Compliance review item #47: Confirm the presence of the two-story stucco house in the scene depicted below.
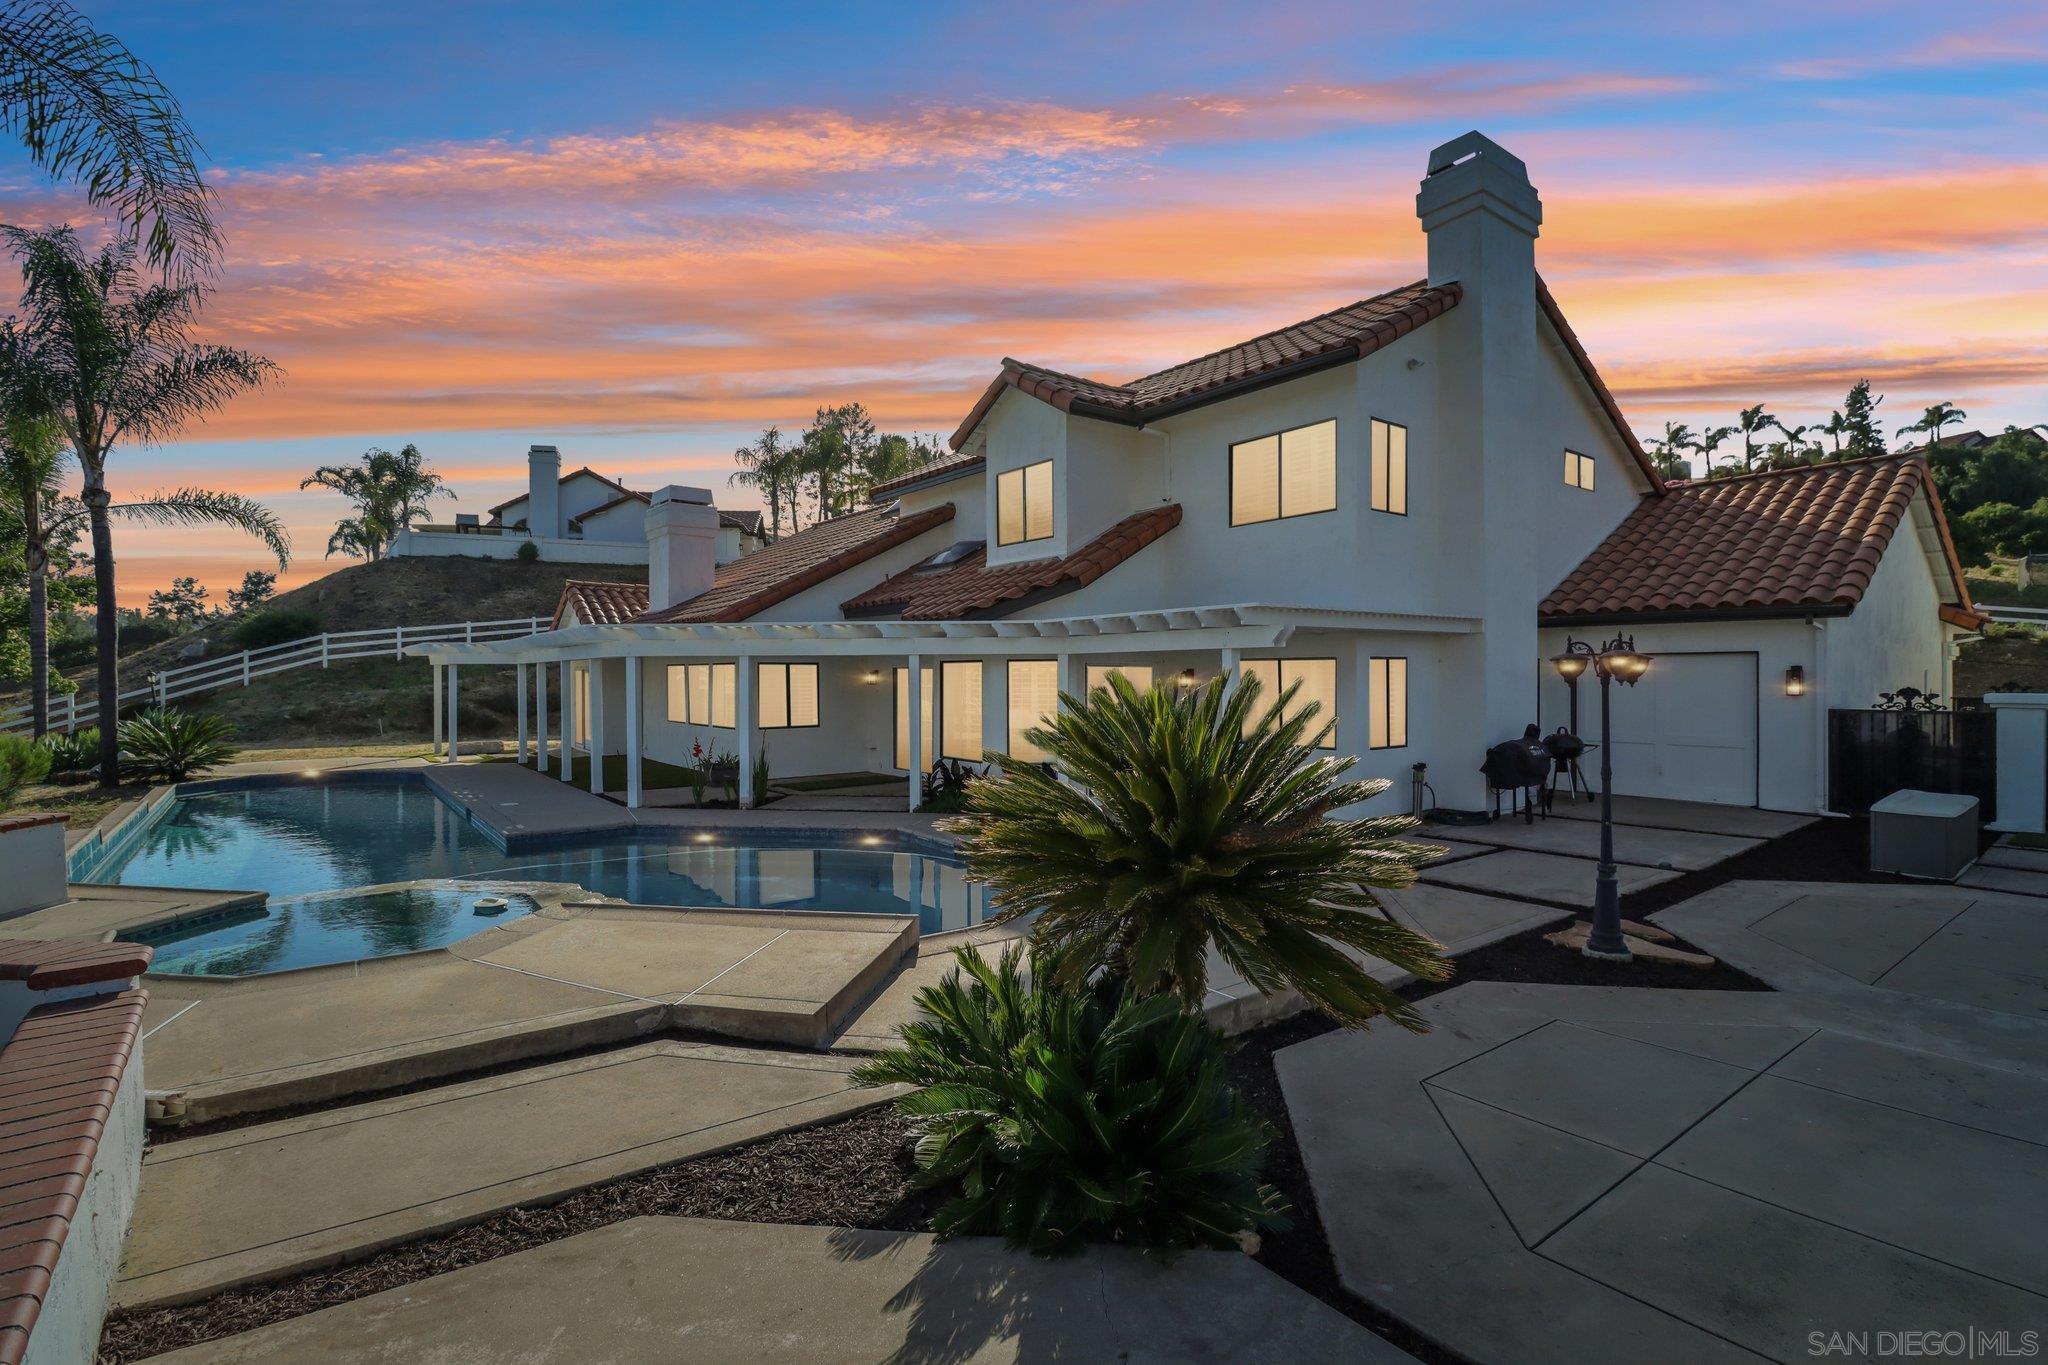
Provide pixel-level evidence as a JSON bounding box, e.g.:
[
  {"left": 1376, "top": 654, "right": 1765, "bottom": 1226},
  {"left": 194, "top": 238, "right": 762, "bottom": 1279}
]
[
  {"left": 419, "top": 133, "right": 1980, "bottom": 816},
  {"left": 388, "top": 444, "right": 768, "bottom": 565}
]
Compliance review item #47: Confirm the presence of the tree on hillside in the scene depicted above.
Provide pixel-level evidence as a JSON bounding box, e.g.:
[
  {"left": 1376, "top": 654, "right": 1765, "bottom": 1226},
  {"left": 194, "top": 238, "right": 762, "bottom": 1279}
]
[
  {"left": 1841, "top": 380, "right": 1886, "bottom": 457},
  {"left": 1693, "top": 424, "right": 1737, "bottom": 477},
  {"left": 302, "top": 443, "right": 451, "bottom": 561},
  {"left": 226, "top": 569, "right": 274, "bottom": 613},
  {"left": 1731, "top": 404, "right": 1777, "bottom": 474},
  {"left": 1928, "top": 427, "right": 2048, "bottom": 565},
  {"left": 1819, "top": 409, "right": 1851, "bottom": 455},
  {"left": 728, "top": 426, "right": 798, "bottom": 539},
  {"left": 0, "top": 411, "right": 77, "bottom": 732},
  {"left": 0, "top": 225, "right": 279, "bottom": 783},
  {"left": 0, "top": 0, "right": 218, "bottom": 277},
  {"left": 1897, "top": 401, "right": 1967, "bottom": 455},
  {"left": 1647, "top": 422, "right": 1696, "bottom": 480},
  {"left": 145, "top": 575, "right": 207, "bottom": 623}
]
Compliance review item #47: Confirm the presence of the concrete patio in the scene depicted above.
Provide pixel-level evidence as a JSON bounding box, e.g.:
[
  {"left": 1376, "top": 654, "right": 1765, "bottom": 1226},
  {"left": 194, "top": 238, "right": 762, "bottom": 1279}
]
[{"left": 150, "top": 1216, "right": 1411, "bottom": 1362}]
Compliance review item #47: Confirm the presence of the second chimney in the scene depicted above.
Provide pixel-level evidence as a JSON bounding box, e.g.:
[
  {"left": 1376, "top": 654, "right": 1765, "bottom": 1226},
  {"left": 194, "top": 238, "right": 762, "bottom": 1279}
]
[
  {"left": 527, "top": 445, "right": 562, "bottom": 537},
  {"left": 646, "top": 486, "right": 720, "bottom": 612}
]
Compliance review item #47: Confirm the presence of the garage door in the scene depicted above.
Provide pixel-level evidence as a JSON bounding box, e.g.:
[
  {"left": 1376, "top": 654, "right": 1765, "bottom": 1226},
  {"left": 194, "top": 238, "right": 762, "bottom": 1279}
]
[{"left": 1542, "top": 652, "right": 1758, "bottom": 806}]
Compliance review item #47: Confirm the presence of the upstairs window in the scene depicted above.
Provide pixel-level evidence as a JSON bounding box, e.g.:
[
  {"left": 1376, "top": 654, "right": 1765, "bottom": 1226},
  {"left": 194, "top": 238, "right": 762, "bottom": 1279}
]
[
  {"left": 1231, "top": 419, "right": 1337, "bottom": 525},
  {"left": 996, "top": 460, "right": 1054, "bottom": 546},
  {"left": 1370, "top": 418, "right": 1408, "bottom": 515},
  {"left": 1564, "top": 449, "right": 1596, "bottom": 492}
]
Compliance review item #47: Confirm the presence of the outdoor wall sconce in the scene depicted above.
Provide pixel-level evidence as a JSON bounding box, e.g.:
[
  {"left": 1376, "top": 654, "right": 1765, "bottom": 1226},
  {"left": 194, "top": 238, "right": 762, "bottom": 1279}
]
[
  {"left": 1176, "top": 668, "right": 1198, "bottom": 689},
  {"left": 861, "top": 670, "right": 884, "bottom": 685},
  {"left": 1785, "top": 665, "right": 1805, "bottom": 697}
]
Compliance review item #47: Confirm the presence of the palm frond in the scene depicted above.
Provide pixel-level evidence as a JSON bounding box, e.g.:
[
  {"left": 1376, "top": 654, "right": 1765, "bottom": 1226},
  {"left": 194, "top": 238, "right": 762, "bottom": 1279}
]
[
  {"left": 106, "top": 486, "right": 290, "bottom": 567},
  {"left": 0, "top": 0, "right": 220, "bottom": 277}
]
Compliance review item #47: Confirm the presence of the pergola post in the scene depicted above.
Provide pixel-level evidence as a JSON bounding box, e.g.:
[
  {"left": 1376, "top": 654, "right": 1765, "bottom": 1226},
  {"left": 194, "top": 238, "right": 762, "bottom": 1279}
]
[
  {"left": 431, "top": 663, "right": 444, "bottom": 757},
  {"left": 1056, "top": 654, "right": 1081, "bottom": 709},
  {"left": 1219, "top": 646, "right": 1243, "bottom": 705},
  {"left": 737, "top": 654, "right": 758, "bottom": 809},
  {"left": 515, "top": 661, "right": 529, "bottom": 763},
  {"left": 625, "top": 656, "right": 643, "bottom": 809},
  {"left": 445, "top": 662, "right": 460, "bottom": 763},
  {"left": 535, "top": 661, "right": 550, "bottom": 774},
  {"left": 559, "top": 660, "right": 571, "bottom": 779},
  {"left": 906, "top": 652, "right": 924, "bottom": 812},
  {"left": 588, "top": 659, "right": 606, "bottom": 797}
]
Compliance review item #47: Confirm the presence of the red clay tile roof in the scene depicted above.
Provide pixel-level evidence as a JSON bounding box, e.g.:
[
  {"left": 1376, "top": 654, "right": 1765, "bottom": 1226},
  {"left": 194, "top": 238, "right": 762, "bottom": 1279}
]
[
  {"left": 0, "top": 938, "right": 152, "bottom": 991},
  {"left": 948, "top": 282, "right": 1459, "bottom": 451},
  {"left": 842, "top": 504, "right": 1182, "bottom": 620},
  {"left": 0, "top": 987, "right": 146, "bottom": 1365},
  {"left": 552, "top": 579, "right": 652, "bottom": 629},
  {"left": 640, "top": 503, "right": 956, "bottom": 623},
  {"left": 1541, "top": 455, "right": 1980, "bottom": 626},
  {"left": 869, "top": 453, "right": 985, "bottom": 501}
]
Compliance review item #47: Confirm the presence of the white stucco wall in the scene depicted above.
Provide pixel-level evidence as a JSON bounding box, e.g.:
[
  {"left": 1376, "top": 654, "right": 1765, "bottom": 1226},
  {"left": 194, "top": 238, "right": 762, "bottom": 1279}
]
[
  {"left": 573, "top": 497, "right": 647, "bottom": 544},
  {"left": 390, "top": 530, "right": 648, "bottom": 564},
  {"left": 632, "top": 657, "right": 895, "bottom": 780},
  {"left": 1822, "top": 494, "right": 1956, "bottom": 710}
]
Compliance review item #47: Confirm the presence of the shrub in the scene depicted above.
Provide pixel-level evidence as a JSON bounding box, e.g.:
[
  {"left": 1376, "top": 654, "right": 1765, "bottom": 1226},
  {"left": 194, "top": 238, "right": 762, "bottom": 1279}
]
[
  {"left": 117, "top": 708, "right": 240, "bottom": 782},
  {"left": 949, "top": 673, "right": 1450, "bottom": 1028},
  {"left": 515, "top": 540, "right": 541, "bottom": 563},
  {"left": 852, "top": 944, "right": 1287, "bottom": 1257},
  {"left": 0, "top": 735, "right": 53, "bottom": 807},
  {"left": 36, "top": 727, "right": 100, "bottom": 775},
  {"left": 231, "top": 608, "right": 323, "bottom": 651}
]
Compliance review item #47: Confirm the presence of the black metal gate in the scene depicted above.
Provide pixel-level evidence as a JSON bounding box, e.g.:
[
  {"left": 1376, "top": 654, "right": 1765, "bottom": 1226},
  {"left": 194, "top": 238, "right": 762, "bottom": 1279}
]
[{"left": 1827, "top": 708, "right": 1996, "bottom": 818}]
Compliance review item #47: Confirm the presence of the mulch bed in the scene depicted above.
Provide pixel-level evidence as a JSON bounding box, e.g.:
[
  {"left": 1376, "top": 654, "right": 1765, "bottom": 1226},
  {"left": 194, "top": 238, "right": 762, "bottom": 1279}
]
[
  {"left": 104, "top": 814, "right": 1858, "bottom": 1361},
  {"left": 100, "top": 1108, "right": 939, "bottom": 1363}
]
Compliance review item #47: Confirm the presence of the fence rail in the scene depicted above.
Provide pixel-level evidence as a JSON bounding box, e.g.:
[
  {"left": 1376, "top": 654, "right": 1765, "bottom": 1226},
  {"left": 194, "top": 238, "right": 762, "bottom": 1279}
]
[
  {"left": 2, "top": 616, "right": 547, "bottom": 736},
  {"left": 1981, "top": 604, "right": 2048, "bottom": 624}
]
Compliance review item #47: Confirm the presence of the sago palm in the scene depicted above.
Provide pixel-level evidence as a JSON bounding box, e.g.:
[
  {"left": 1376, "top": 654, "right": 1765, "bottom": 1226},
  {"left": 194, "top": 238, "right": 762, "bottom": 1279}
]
[{"left": 949, "top": 673, "right": 1450, "bottom": 1030}]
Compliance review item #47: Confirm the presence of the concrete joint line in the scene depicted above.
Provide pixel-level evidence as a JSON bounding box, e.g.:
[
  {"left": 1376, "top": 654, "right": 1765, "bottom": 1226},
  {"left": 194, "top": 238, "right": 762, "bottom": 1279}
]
[
  {"left": 469, "top": 956, "right": 664, "bottom": 1004},
  {"left": 143, "top": 999, "right": 202, "bottom": 1040},
  {"left": 675, "top": 931, "right": 790, "bottom": 1004}
]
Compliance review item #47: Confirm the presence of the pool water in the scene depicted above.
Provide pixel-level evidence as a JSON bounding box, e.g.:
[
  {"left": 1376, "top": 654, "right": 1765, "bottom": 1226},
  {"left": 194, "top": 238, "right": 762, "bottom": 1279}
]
[
  {"left": 89, "top": 779, "right": 990, "bottom": 967},
  {"left": 136, "top": 888, "right": 542, "bottom": 977}
]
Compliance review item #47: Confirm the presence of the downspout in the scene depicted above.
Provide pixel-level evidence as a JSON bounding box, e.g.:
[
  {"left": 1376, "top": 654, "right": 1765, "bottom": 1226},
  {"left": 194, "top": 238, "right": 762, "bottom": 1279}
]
[
  {"left": 1135, "top": 425, "right": 1172, "bottom": 504},
  {"left": 1811, "top": 617, "right": 1848, "bottom": 818}
]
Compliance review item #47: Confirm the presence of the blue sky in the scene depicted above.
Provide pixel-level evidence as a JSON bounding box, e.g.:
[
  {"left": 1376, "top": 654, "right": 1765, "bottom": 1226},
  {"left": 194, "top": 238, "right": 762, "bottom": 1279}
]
[{"left": 6, "top": 1, "right": 2044, "bottom": 598}]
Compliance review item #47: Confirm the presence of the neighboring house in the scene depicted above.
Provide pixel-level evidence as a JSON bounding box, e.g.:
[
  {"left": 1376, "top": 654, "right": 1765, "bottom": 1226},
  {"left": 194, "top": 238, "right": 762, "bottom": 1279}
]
[
  {"left": 388, "top": 444, "right": 768, "bottom": 564},
  {"left": 421, "top": 133, "right": 1980, "bottom": 815}
]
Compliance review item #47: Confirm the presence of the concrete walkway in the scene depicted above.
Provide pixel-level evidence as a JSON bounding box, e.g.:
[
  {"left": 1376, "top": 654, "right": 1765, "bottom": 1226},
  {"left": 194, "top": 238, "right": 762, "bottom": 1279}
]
[
  {"left": 1278, "top": 979, "right": 2048, "bottom": 1363},
  {"left": 150, "top": 1216, "right": 1410, "bottom": 1363},
  {"left": 119, "top": 1044, "right": 895, "bottom": 1310}
]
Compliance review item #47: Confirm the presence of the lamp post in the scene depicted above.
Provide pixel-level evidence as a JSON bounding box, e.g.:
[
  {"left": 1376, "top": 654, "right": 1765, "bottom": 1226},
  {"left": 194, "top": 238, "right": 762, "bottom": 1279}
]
[{"left": 1551, "top": 635, "right": 1650, "bottom": 960}]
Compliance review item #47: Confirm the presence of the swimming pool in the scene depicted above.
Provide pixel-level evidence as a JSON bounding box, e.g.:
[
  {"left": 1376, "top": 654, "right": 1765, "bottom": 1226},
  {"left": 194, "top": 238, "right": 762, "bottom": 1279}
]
[
  {"left": 135, "top": 888, "right": 543, "bottom": 977},
  {"left": 86, "top": 777, "right": 992, "bottom": 969}
]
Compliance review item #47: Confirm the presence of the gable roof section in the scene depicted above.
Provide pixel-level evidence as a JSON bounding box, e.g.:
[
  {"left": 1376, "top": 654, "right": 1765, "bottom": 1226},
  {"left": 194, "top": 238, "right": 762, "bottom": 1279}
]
[
  {"left": 1541, "top": 455, "right": 1980, "bottom": 626},
  {"left": 640, "top": 503, "right": 956, "bottom": 623},
  {"left": 947, "top": 281, "right": 1461, "bottom": 451},
  {"left": 552, "top": 579, "right": 650, "bottom": 629},
  {"left": 489, "top": 466, "right": 640, "bottom": 518},
  {"left": 566, "top": 488, "right": 648, "bottom": 526},
  {"left": 842, "top": 504, "right": 1182, "bottom": 620}
]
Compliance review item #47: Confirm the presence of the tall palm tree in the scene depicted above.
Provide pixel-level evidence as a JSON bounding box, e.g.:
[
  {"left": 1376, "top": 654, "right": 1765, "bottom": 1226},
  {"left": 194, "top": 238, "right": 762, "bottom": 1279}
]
[
  {"left": 1897, "top": 401, "right": 1968, "bottom": 455},
  {"left": 0, "top": 0, "right": 218, "bottom": 277},
  {"left": 0, "top": 226, "right": 276, "bottom": 782},
  {"left": 1733, "top": 404, "right": 1776, "bottom": 473},
  {"left": 948, "top": 672, "right": 1451, "bottom": 1029},
  {"left": 1819, "top": 409, "right": 1850, "bottom": 456},
  {"left": 727, "top": 426, "right": 795, "bottom": 539},
  {"left": 0, "top": 419, "right": 285, "bottom": 734},
  {"left": 1647, "top": 421, "right": 1697, "bottom": 481},
  {"left": 1694, "top": 424, "right": 1737, "bottom": 477}
]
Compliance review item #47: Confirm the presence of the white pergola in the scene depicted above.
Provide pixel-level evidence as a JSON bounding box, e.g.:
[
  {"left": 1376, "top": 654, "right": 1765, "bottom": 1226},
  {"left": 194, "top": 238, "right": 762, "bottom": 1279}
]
[{"left": 410, "top": 604, "right": 1480, "bottom": 812}]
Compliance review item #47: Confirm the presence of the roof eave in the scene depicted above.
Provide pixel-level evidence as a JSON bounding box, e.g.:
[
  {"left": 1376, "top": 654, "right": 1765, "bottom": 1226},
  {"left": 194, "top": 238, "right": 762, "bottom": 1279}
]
[{"left": 1539, "top": 603, "right": 1854, "bottom": 628}]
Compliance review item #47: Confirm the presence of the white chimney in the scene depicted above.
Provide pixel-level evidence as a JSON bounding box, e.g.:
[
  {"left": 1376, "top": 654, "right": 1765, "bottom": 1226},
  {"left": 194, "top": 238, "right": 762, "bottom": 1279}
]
[
  {"left": 646, "top": 486, "right": 719, "bottom": 612},
  {"left": 527, "top": 445, "right": 561, "bottom": 537},
  {"left": 1417, "top": 132, "right": 1546, "bottom": 771}
]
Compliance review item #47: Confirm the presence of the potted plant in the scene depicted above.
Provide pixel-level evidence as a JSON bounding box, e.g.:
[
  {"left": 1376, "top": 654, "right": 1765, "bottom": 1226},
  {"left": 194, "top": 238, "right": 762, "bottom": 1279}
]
[{"left": 708, "top": 747, "right": 739, "bottom": 804}]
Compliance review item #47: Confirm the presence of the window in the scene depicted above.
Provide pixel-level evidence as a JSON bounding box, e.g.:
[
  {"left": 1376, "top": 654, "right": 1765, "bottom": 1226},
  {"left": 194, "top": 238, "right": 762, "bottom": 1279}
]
[
  {"left": 940, "top": 661, "right": 983, "bottom": 760},
  {"left": 996, "top": 460, "right": 1054, "bottom": 546},
  {"left": 1370, "top": 418, "right": 1408, "bottom": 515},
  {"left": 1086, "top": 664, "right": 1154, "bottom": 694},
  {"left": 758, "top": 663, "right": 819, "bottom": 729},
  {"left": 1007, "top": 660, "right": 1058, "bottom": 762},
  {"left": 1564, "top": 449, "right": 1595, "bottom": 492},
  {"left": 1239, "top": 658, "right": 1337, "bottom": 749},
  {"left": 1368, "top": 656, "right": 1408, "bottom": 750},
  {"left": 1231, "top": 419, "right": 1337, "bottom": 525},
  {"left": 665, "top": 664, "right": 716, "bottom": 725},
  {"left": 710, "top": 663, "right": 736, "bottom": 729},
  {"left": 894, "top": 667, "right": 934, "bottom": 772}
]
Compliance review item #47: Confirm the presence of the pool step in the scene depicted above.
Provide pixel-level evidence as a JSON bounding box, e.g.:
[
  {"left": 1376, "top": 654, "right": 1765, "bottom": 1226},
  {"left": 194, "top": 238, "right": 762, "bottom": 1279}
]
[{"left": 141, "top": 908, "right": 919, "bottom": 1127}]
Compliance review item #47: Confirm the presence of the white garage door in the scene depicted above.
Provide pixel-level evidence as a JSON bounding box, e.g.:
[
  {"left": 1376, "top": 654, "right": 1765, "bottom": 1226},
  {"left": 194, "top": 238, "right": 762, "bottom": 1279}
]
[{"left": 1543, "top": 652, "right": 1758, "bottom": 806}]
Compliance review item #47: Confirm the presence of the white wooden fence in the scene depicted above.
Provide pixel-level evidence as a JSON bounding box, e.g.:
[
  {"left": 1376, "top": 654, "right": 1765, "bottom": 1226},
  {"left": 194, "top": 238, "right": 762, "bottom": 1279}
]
[
  {"left": 1, "top": 616, "right": 547, "bottom": 736},
  {"left": 1981, "top": 605, "right": 2048, "bottom": 625}
]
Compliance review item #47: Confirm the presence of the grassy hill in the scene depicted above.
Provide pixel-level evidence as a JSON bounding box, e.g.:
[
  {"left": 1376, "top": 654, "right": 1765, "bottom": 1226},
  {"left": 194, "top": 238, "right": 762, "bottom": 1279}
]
[{"left": 17, "top": 556, "right": 645, "bottom": 744}]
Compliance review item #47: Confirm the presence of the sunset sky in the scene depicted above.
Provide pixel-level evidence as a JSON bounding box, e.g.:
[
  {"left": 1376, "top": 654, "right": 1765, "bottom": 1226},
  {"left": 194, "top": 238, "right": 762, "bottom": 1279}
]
[{"left": 4, "top": 1, "right": 2045, "bottom": 603}]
